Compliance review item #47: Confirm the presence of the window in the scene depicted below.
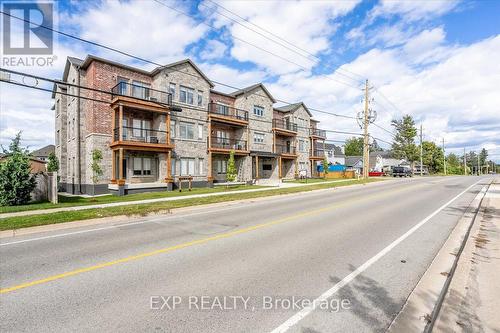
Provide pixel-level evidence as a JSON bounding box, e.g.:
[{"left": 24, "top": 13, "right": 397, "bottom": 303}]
[
  {"left": 179, "top": 122, "right": 194, "bottom": 140},
  {"left": 299, "top": 162, "right": 307, "bottom": 171},
  {"left": 216, "top": 160, "right": 227, "bottom": 174},
  {"left": 253, "top": 105, "right": 264, "bottom": 117},
  {"left": 216, "top": 103, "right": 229, "bottom": 115},
  {"left": 299, "top": 139, "right": 306, "bottom": 152},
  {"left": 169, "top": 83, "right": 176, "bottom": 100},
  {"left": 132, "top": 81, "right": 150, "bottom": 99},
  {"left": 197, "top": 91, "right": 203, "bottom": 106},
  {"left": 198, "top": 124, "right": 203, "bottom": 140},
  {"left": 117, "top": 77, "right": 129, "bottom": 95},
  {"left": 133, "top": 157, "right": 152, "bottom": 176},
  {"left": 254, "top": 132, "right": 265, "bottom": 144},
  {"left": 180, "top": 158, "right": 195, "bottom": 175},
  {"left": 171, "top": 120, "right": 176, "bottom": 138},
  {"left": 180, "top": 86, "right": 194, "bottom": 104},
  {"left": 198, "top": 158, "right": 204, "bottom": 175},
  {"left": 132, "top": 119, "right": 151, "bottom": 138},
  {"left": 263, "top": 164, "right": 272, "bottom": 171}
]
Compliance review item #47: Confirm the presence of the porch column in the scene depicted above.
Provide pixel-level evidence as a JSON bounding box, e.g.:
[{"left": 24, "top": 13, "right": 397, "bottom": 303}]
[
  {"left": 273, "top": 132, "right": 276, "bottom": 154},
  {"left": 118, "top": 148, "right": 125, "bottom": 185},
  {"left": 118, "top": 105, "right": 123, "bottom": 141},
  {"left": 111, "top": 149, "right": 117, "bottom": 183},
  {"left": 166, "top": 150, "right": 173, "bottom": 182},
  {"left": 111, "top": 108, "right": 116, "bottom": 141},
  {"left": 278, "top": 157, "right": 282, "bottom": 179},
  {"left": 295, "top": 159, "right": 298, "bottom": 178},
  {"left": 255, "top": 155, "right": 259, "bottom": 179},
  {"left": 166, "top": 112, "right": 171, "bottom": 145},
  {"left": 208, "top": 151, "right": 213, "bottom": 181}
]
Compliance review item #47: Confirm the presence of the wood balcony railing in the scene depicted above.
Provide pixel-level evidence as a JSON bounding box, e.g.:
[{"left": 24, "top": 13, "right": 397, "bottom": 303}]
[
  {"left": 310, "top": 128, "right": 327, "bottom": 138},
  {"left": 210, "top": 137, "right": 247, "bottom": 151},
  {"left": 273, "top": 119, "right": 298, "bottom": 132},
  {"left": 209, "top": 103, "right": 248, "bottom": 123}
]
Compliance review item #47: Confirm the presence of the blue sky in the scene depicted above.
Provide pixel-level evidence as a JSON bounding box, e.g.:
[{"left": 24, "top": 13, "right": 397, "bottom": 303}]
[{"left": 1, "top": 0, "right": 500, "bottom": 161}]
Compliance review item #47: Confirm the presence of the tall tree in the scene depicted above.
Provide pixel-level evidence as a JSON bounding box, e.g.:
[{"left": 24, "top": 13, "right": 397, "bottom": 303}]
[
  {"left": 421, "top": 141, "right": 444, "bottom": 173},
  {"left": 47, "top": 152, "right": 59, "bottom": 173},
  {"left": 344, "top": 137, "right": 364, "bottom": 156},
  {"left": 90, "top": 149, "right": 104, "bottom": 185},
  {"left": 0, "top": 133, "right": 37, "bottom": 206},
  {"left": 226, "top": 150, "right": 237, "bottom": 182},
  {"left": 479, "top": 148, "right": 488, "bottom": 168},
  {"left": 391, "top": 115, "right": 418, "bottom": 164}
]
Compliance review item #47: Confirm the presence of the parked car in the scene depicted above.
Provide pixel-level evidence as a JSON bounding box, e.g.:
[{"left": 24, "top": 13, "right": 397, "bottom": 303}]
[{"left": 393, "top": 166, "right": 413, "bottom": 177}]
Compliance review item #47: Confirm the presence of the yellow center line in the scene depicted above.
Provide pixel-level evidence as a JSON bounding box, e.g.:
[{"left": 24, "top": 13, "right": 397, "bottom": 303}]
[{"left": 1, "top": 182, "right": 428, "bottom": 294}]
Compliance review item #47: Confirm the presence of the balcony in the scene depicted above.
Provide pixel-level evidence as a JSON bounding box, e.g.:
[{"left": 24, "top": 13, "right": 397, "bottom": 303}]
[
  {"left": 110, "top": 82, "right": 172, "bottom": 113},
  {"left": 275, "top": 144, "right": 297, "bottom": 158},
  {"left": 208, "top": 103, "right": 249, "bottom": 126},
  {"left": 310, "top": 148, "right": 325, "bottom": 160},
  {"left": 310, "top": 128, "right": 327, "bottom": 138},
  {"left": 273, "top": 119, "right": 298, "bottom": 135},
  {"left": 209, "top": 137, "right": 248, "bottom": 154},
  {"left": 110, "top": 126, "right": 173, "bottom": 151}
]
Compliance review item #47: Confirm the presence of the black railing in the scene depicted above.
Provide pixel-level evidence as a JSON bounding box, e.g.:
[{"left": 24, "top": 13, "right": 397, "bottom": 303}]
[
  {"left": 113, "top": 127, "right": 168, "bottom": 144},
  {"left": 210, "top": 136, "right": 247, "bottom": 151},
  {"left": 310, "top": 128, "right": 326, "bottom": 138},
  {"left": 311, "top": 148, "right": 325, "bottom": 157},
  {"left": 275, "top": 144, "right": 297, "bottom": 155},
  {"left": 273, "top": 119, "right": 298, "bottom": 132},
  {"left": 111, "top": 82, "right": 172, "bottom": 106},
  {"left": 209, "top": 103, "right": 248, "bottom": 121}
]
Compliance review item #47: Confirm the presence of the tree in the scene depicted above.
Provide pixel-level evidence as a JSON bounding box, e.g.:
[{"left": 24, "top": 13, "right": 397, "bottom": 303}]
[
  {"left": 47, "top": 152, "right": 59, "bottom": 172},
  {"left": 90, "top": 149, "right": 104, "bottom": 185},
  {"left": 391, "top": 115, "right": 418, "bottom": 164},
  {"left": 446, "top": 153, "right": 463, "bottom": 175},
  {"left": 345, "top": 137, "right": 364, "bottom": 156},
  {"left": 0, "top": 133, "right": 37, "bottom": 206},
  {"left": 479, "top": 148, "right": 488, "bottom": 171},
  {"left": 322, "top": 158, "right": 329, "bottom": 178},
  {"left": 421, "top": 141, "right": 444, "bottom": 174},
  {"left": 226, "top": 150, "right": 237, "bottom": 182}
]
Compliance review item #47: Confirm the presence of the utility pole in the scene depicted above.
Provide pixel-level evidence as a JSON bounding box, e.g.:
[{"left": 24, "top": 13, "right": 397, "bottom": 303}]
[
  {"left": 363, "top": 79, "right": 370, "bottom": 179},
  {"left": 419, "top": 124, "right": 423, "bottom": 176},
  {"left": 477, "top": 153, "right": 480, "bottom": 176},
  {"left": 464, "top": 148, "right": 467, "bottom": 175},
  {"left": 442, "top": 138, "right": 447, "bottom": 175}
]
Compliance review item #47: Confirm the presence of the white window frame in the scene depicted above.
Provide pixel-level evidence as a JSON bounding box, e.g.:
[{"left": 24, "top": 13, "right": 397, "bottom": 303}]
[
  {"left": 198, "top": 158, "right": 204, "bottom": 175},
  {"left": 179, "top": 122, "right": 195, "bottom": 140},
  {"left": 133, "top": 157, "right": 153, "bottom": 176},
  {"left": 254, "top": 132, "right": 265, "bottom": 144},
  {"left": 180, "top": 158, "right": 195, "bottom": 176},
  {"left": 180, "top": 85, "right": 194, "bottom": 105},
  {"left": 197, "top": 90, "right": 203, "bottom": 106},
  {"left": 216, "top": 160, "right": 227, "bottom": 174},
  {"left": 169, "top": 83, "right": 176, "bottom": 100},
  {"left": 170, "top": 120, "right": 176, "bottom": 138},
  {"left": 253, "top": 105, "right": 264, "bottom": 117},
  {"left": 198, "top": 124, "right": 203, "bottom": 140}
]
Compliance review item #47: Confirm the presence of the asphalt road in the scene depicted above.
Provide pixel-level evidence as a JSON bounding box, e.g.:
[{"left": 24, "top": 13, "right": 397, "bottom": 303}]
[{"left": 0, "top": 176, "right": 491, "bottom": 333}]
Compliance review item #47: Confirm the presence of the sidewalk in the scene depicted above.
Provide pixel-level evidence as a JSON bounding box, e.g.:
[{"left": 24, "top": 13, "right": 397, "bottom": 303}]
[
  {"left": 0, "top": 178, "right": 358, "bottom": 219},
  {"left": 434, "top": 179, "right": 500, "bottom": 332}
]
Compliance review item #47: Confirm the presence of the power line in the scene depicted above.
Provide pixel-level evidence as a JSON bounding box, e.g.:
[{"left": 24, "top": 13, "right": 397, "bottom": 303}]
[
  {"left": 0, "top": 69, "right": 363, "bottom": 138},
  {"left": 0, "top": 10, "right": 358, "bottom": 121},
  {"left": 152, "top": 0, "right": 363, "bottom": 90},
  {"left": 203, "top": 0, "right": 366, "bottom": 83}
]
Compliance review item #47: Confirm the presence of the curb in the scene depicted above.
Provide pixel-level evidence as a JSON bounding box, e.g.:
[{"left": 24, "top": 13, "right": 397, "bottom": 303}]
[{"left": 387, "top": 181, "right": 490, "bottom": 332}]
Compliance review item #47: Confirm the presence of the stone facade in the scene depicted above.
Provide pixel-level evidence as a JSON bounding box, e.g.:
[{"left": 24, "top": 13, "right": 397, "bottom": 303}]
[{"left": 54, "top": 56, "right": 326, "bottom": 195}]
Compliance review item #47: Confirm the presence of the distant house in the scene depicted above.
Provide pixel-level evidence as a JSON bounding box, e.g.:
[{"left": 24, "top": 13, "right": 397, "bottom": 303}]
[
  {"left": 0, "top": 155, "right": 46, "bottom": 173},
  {"left": 345, "top": 153, "right": 384, "bottom": 173},
  {"left": 345, "top": 156, "right": 363, "bottom": 173},
  {"left": 31, "top": 145, "right": 55, "bottom": 162},
  {"left": 325, "top": 143, "right": 345, "bottom": 165}
]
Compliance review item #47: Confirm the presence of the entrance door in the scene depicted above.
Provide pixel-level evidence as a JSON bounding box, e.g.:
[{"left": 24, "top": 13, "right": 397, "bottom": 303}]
[
  {"left": 122, "top": 158, "right": 127, "bottom": 180},
  {"left": 286, "top": 140, "right": 291, "bottom": 153}
]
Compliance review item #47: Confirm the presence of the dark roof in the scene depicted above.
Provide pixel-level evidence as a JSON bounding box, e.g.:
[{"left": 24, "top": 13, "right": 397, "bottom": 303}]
[
  {"left": 31, "top": 144, "right": 54, "bottom": 157},
  {"left": 230, "top": 83, "right": 276, "bottom": 102},
  {"left": 324, "top": 143, "right": 344, "bottom": 156},
  {"left": 274, "top": 102, "right": 313, "bottom": 117}
]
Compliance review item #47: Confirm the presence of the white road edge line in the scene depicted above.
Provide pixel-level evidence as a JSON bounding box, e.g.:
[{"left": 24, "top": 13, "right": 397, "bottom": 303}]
[{"left": 269, "top": 179, "right": 484, "bottom": 333}]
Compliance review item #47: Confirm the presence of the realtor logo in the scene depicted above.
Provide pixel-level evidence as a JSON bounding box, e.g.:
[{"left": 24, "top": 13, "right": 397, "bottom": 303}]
[{"left": 2, "top": 2, "right": 53, "bottom": 55}]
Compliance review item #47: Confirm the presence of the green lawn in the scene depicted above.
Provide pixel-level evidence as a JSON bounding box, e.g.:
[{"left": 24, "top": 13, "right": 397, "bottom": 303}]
[
  {"left": 0, "top": 185, "right": 254, "bottom": 214},
  {"left": 0, "top": 179, "right": 381, "bottom": 231}
]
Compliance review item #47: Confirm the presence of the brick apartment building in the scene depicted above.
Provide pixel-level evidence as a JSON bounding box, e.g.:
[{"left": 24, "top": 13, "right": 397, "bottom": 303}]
[{"left": 53, "top": 55, "right": 326, "bottom": 195}]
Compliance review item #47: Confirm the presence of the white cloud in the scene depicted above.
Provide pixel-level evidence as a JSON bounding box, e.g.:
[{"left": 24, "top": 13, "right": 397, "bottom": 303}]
[
  {"left": 199, "top": 40, "right": 228, "bottom": 60},
  {"left": 369, "top": 0, "right": 461, "bottom": 22},
  {"left": 201, "top": 0, "right": 361, "bottom": 75}
]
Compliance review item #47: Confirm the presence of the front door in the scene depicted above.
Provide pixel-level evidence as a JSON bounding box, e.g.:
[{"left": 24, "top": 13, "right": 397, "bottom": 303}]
[{"left": 122, "top": 158, "right": 127, "bottom": 180}]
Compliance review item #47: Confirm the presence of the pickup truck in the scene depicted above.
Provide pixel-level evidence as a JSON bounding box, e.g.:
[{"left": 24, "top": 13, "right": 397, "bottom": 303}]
[{"left": 392, "top": 166, "right": 413, "bottom": 177}]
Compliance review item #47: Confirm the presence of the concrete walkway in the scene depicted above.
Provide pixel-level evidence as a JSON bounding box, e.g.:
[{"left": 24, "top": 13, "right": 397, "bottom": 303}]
[
  {"left": 434, "top": 179, "right": 500, "bottom": 332},
  {"left": 0, "top": 178, "right": 360, "bottom": 219}
]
